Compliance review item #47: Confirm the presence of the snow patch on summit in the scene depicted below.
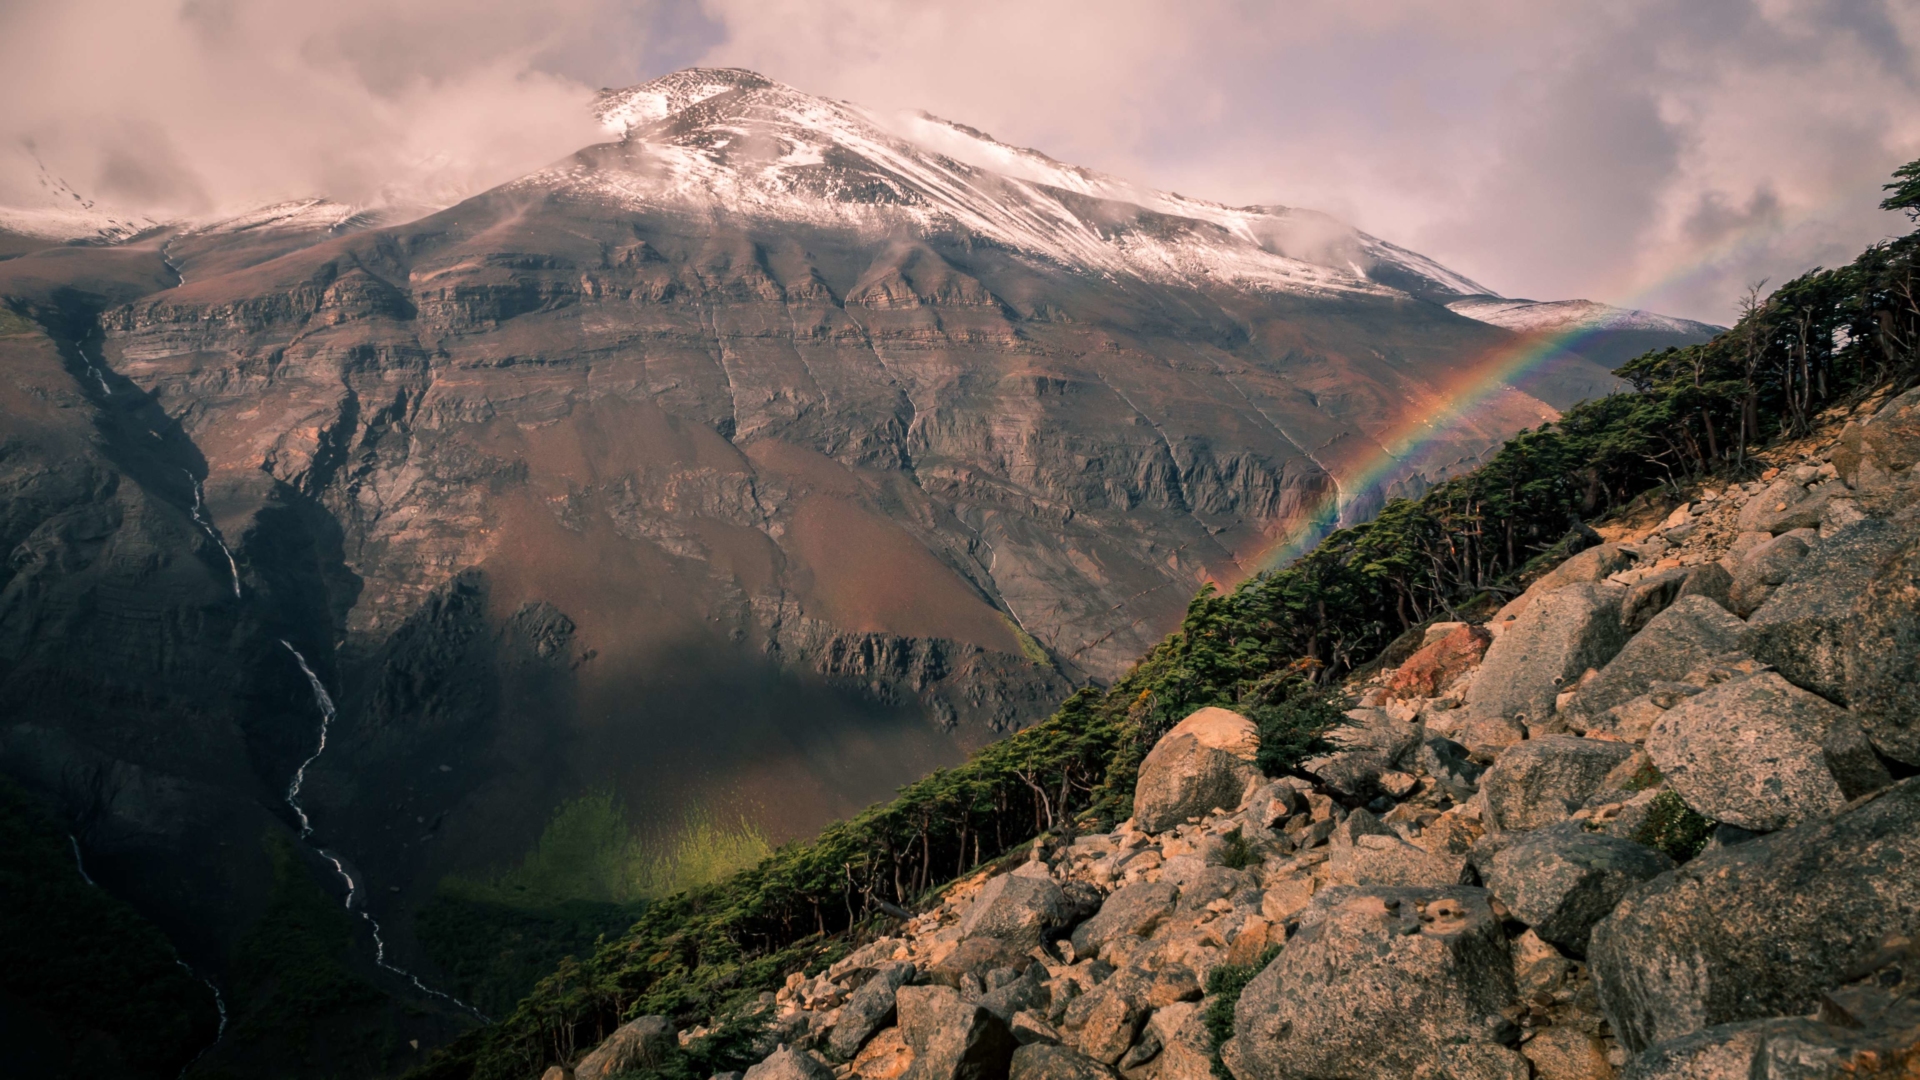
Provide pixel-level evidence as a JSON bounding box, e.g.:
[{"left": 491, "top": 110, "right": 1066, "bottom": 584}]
[{"left": 1448, "top": 296, "right": 1724, "bottom": 336}]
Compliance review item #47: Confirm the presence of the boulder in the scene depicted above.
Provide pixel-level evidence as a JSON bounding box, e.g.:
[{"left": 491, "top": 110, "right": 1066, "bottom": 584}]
[
  {"left": 1645, "top": 672, "right": 1891, "bottom": 832},
  {"left": 1481, "top": 736, "right": 1637, "bottom": 833},
  {"left": 1386, "top": 623, "right": 1491, "bottom": 700},
  {"left": 1567, "top": 596, "right": 1747, "bottom": 724},
  {"left": 1305, "top": 708, "right": 1423, "bottom": 797},
  {"left": 1327, "top": 832, "right": 1472, "bottom": 889},
  {"left": 574, "top": 1015, "right": 676, "bottom": 1080},
  {"left": 1728, "top": 529, "right": 1816, "bottom": 617},
  {"left": 1222, "top": 887, "right": 1516, "bottom": 1080},
  {"left": 1464, "top": 583, "right": 1628, "bottom": 754},
  {"left": 1484, "top": 822, "right": 1674, "bottom": 957},
  {"left": 961, "top": 873, "right": 1071, "bottom": 950},
  {"left": 1419, "top": 736, "right": 1486, "bottom": 800},
  {"left": 1589, "top": 778, "right": 1920, "bottom": 1053},
  {"left": 927, "top": 938, "right": 1025, "bottom": 989},
  {"left": 1737, "top": 478, "right": 1839, "bottom": 534},
  {"left": 1132, "top": 708, "right": 1262, "bottom": 833},
  {"left": 1133, "top": 1001, "right": 1212, "bottom": 1080},
  {"left": 1070, "top": 882, "right": 1177, "bottom": 958},
  {"left": 851, "top": 1029, "right": 915, "bottom": 1080},
  {"left": 1060, "top": 978, "right": 1145, "bottom": 1066},
  {"left": 1620, "top": 566, "right": 1694, "bottom": 635},
  {"left": 1745, "top": 518, "right": 1910, "bottom": 701},
  {"left": 745, "top": 1048, "right": 836, "bottom": 1080},
  {"left": 1675, "top": 561, "right": 1734, "bottom": 610},
  {"left": 1843, "top": 525, "right": 1920, "bottom": 764},
  {"left": 1831, "top": 385, "right": 1920, "bottom": 488},
  {"left": 897, "top": 984, "right": 1017, "bottom": 1080},
  {"left": 979, "top": 965, "right": 1048, "bottom": 1023},
  {"left": 1620, "top": 1012, "right": 1920, "bottom": 1079},
  {"left": 830, "top": 962, "right": 917, "bottom": 1059},
  {"left": 1009, "top": 1043, "right": 1115, "bottom": 1080}
]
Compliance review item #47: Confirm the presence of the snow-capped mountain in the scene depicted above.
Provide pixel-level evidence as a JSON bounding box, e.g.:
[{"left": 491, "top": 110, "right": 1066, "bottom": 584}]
[{"left": 571, "top": 68, "right": 1489, "bottom": 302}]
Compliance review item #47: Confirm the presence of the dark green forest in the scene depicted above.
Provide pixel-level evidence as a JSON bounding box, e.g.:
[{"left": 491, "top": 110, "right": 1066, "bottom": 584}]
[{"left": 410, "top": 164, "right": 1920, "bottom": 1080}]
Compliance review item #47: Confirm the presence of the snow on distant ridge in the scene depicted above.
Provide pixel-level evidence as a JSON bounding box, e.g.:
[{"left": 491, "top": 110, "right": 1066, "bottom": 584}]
[{"left": 1447, "top": 296, "right": 1723, "bottom": 336}]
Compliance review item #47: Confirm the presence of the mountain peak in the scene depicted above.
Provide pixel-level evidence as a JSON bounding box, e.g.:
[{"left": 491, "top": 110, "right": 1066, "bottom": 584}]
[{"left": 593, "top": 67, "right": 778, "bottom": 137}]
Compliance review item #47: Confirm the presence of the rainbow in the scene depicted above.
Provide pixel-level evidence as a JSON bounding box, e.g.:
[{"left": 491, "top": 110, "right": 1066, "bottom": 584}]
[{"left": 1233, "top": 190, "right": 1895, "bottom": 576}]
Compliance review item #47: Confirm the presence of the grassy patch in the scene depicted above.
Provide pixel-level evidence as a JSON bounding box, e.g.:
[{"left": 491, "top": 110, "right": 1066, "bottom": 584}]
[{"left": 420, "top": 795, "right": 773, "bottom": 1017}]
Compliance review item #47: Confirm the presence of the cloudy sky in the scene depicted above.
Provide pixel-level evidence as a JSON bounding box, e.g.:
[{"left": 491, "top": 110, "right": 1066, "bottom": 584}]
[{"left": 3, "top": 0, "right": 1916, "bottom": 322}]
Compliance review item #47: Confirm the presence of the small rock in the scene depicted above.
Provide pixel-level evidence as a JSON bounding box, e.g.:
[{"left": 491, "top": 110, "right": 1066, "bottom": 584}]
[
  {"left": 1728, "top": 528, "right": 1816, "bottom": 616},
  {"left": 1565, "top": 596, "right": 1746, "bottom": 728}
]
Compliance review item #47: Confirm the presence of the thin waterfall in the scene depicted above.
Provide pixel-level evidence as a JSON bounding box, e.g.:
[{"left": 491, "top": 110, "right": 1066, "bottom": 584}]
[
  {"left": 280, "top": 640, "right": 488, "bottom": 1019},
  {"left": 68, "top": 832, "right": 228, "bottom": 1071},
  {"left": 183, "top": 470, "right": 242, "bottom": 598}
]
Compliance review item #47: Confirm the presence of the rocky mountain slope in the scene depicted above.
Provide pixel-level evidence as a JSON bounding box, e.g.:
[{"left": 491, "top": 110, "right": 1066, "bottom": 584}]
[
  {"left": 0, "top": 67, "right": 1719, "bottom": 1075},
  {"left": 561, "top": 385, "right": 1920, "bottom": 1080}
]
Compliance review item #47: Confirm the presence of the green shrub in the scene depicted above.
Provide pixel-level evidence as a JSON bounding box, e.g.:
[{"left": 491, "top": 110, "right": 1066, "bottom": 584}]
[
  {"left": 1632, "top": 790, "right": 1716, "bottom": 863},
  {"left": 1204, "top": 946, "right": 1282, "bottom": 1080}
]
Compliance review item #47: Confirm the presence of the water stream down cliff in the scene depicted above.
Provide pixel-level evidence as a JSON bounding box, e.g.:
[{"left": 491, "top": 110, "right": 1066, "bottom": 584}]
[{"left": 280, "top": 641, "right": 488, "bottom": 1019}]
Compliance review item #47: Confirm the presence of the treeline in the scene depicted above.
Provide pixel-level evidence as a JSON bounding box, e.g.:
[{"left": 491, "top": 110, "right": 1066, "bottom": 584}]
[{"left": 422, "top": 161, "right": 1920, "bottom": 1080}]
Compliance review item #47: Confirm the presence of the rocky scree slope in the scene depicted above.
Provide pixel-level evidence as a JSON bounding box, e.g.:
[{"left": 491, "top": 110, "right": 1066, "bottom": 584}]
[{"left": 553, "top": 387, "right": 1920, "bottom": 1080}]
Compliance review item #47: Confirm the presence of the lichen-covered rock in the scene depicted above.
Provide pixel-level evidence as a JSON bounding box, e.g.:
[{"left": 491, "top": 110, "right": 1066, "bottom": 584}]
[
  {"left": 1644, "top": 672, "right": 1891, "bottom": 832},
  {"left": 1589, "top": 778, "right": 1920, "bottom": 1053},
  {"left": 1745, "top": 518, "right": 1910, "bottom": 701},
  {"left": 1222, "top": 887, "right": 1515, "bottom": 1080},
  {"left": 1737, "top": 478, "right": 1840, "bottom": 534},
  {"left": 1484, "top": 822, "right": 1673, "bottom": 957},
  {"left": 1132, "top": 708, "right": 1261, "bottom": 833},
  {"left": 830, "top": 962, "right": 916, "bottom": 1059},
  {"left": 1070, "top": 882, "right": 1177, "bottom": 958},
  {"left": 1568, "top": 596, "right": 1746, "bottom": 724},
  {"left": 1060, "top": 978, "right": 1145, "bottom": 1065},
  {"left": 961, "top": 872, "right": 1071, "bottom": 950},
  {"left": 745, "top": 1047, "right": 837, "bottom": 1080},
  {"left": 1482, "top": 736, "right": 1637, "bottom": 833},
  {"left": 1386, "top": 623, "right": 1491, "bottom": 700},
  {"left": 574, "top": 1015, "right": 676, "bottom": 1080},
  {"left": 1675, "top": 560, "right": 1734, "bottom": 611},
  {"left": 1305, "top": 707, "right": 1424, "bottom": 797},
  {"left": 1465, "top": 583, "right": 1628, "bottom": 755},
  {"left": 1842, "top": 523, "right": 1920, "bottom": 764},
  {"left": 897, "top": 984, "right": 1017, "bottom": 1080}
]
